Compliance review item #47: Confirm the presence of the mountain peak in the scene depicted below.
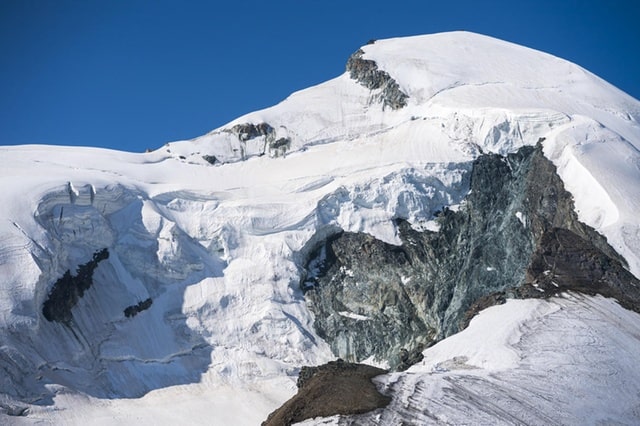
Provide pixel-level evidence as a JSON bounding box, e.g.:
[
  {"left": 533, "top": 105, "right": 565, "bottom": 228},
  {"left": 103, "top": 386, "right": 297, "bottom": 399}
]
[
  {"left": 165, "top": 31, "right": 639, "bottom": 168},
  {"left": 1, "top": 32, "right": 640, "bottom": 425},
  {"left": 359, "top": 31, "right": 638, "bottom": 111}
]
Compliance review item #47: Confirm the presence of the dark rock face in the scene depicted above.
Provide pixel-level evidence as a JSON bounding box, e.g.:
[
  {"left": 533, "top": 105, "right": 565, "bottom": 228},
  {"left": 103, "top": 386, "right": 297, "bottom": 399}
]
[
  {"left": 42, "top": 248, "right": 109, "bottom": 324},
  {"left": 346, "top": 49, "right": 408, "bottom": 110},
  {"left": 262, "top": 359, "right": 390, "bottom": 426},
  {"left": 124, "top": 298, "right": 153, "bottom": 318},
  {"left": 230, "top": 122, "right": 275, "bottom": 142},
  {"left": 303, "top": 144, "right": 640, "bottom": 369},
  {"left": 202, "top": 154, "right": 218, "bottom": 165},
  {"left": 270, "top": 137, "right": 290, "bottom": 152},
  {"left": 225, "top": 122, "right": 291, "bottom": 159},
  {"left": 521, "top": 227, "right": 640, "bottom": 311}
]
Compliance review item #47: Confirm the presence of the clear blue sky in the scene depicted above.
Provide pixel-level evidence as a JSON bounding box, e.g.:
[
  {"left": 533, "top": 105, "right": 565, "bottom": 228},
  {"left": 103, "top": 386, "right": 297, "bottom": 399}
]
[{"left": 1, "top": 0, "right": 639, "bottom": 152}]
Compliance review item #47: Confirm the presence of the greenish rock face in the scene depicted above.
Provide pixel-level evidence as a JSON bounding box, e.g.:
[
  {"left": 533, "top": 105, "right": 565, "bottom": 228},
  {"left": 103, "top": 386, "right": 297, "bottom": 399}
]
[{"left": 302, "top": 144, "right": 639, "bottom": 369}]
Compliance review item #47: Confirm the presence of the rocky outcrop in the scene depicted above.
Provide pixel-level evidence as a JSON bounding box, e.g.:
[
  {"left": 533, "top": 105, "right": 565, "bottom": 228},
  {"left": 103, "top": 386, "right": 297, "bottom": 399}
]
[
  {"left": 124, "top": 298, "right": 153, "bottom": 318},
  {"left": 42, "top": 248, "right": 109, "bottom": 324},
  {"left": 202, "top": 154, "right": 218, "bottom": 165},
  {"left": 262, "top": 359, "right": 390, "bottom": 426},
  {"left": 346, "top": 49, "right": 408, "bottom": 110},
  {"left": 220, "top": 122, "right": 291, "bottom": 159},
  {"left": 519, "top": 228, "right": 640, "bottom": 310},
  {"left": 302, "top": 144, "right": 640, "bottom": 369},
  {"left": 230, "top": 122, "right": 275, "bottom": 142},
  {"left": 269, "top": 137, "right": 291, "bottom": 157}
]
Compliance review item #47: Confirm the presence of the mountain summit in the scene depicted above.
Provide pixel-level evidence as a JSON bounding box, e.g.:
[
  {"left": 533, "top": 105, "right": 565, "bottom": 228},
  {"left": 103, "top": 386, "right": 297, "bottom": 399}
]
[{"left": 1, "top": 32, "right": 640, "bottom": 424}]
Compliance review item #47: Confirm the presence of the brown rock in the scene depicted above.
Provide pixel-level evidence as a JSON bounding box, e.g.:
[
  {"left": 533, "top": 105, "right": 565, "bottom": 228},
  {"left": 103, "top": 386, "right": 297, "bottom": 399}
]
[{"left": 262, "top": 360, "right": 390, "bottom": 426}]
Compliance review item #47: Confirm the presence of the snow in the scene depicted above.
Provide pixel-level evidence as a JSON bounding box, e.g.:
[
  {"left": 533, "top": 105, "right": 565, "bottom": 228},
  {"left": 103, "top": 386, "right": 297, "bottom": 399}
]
[
  {"left": 338, "top": 311, "right": 371, "bottom": 321},
  {"left": 357, "top": 294, "right": 640, "bottom": 425},
  {"left": 414, "top": 298, "right": 557, "bottom": 372},
  {"left": 17, "top": 381, "right": 292, "bottom": 425},
  {"left": 1, "top": 31, "right": 640, "bottom": 424}
]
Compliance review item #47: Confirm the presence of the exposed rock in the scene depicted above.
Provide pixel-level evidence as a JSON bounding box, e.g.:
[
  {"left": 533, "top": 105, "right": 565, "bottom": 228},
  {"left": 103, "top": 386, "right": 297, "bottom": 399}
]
[
  {"left": 269, "top": 137, "right": 291, "bottom": 157},
  {"left": 519, "top": 227, "right": 640, "bottom": 311},
  {"left": 230, "top": 122, "right": 274, "bottom": 142},
  {"left": 124, "top": 298, "right": 153, "bottom": 318},
  {"left": 262, "top": 359, "right": 390, "bottom": 426},
  {"left": 0, "top": 402, "right": 29, "bottom": 417},
  {"left": 398, "top": 345, "right": 425, "bottom": 371},
  {"left": 42, "top": 248, "right": 109, "bottom": 324},
  {"left": 302, "top": 144, "right": 640, "bottom": 369},
  {"left": 217, "top": 122, "right": 291, "bottom": 159},
  {"left": 202, "top": 155, "right": 218, "bottom": 165},
  {"left": 346, "top": 49, "right": 408, "bottom": 110}
]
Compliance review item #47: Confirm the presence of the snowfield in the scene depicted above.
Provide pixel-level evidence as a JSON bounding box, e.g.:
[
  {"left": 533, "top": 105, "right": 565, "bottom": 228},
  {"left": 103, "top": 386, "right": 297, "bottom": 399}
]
[
  {"left": 1, "top": 31, "right": 640, "bottom": 424},
  {"left": 297, "top": 294, "right": 640, "bottom": 425}
]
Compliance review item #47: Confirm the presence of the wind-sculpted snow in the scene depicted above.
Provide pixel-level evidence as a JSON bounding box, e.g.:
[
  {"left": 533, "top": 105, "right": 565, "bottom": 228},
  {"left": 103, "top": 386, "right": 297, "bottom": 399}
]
[
  {"left": 1, "top": 31, "right": 640, "bottom": 424},
  {"left": 327, "top": 295, "right": 640, "bottom": 425}
]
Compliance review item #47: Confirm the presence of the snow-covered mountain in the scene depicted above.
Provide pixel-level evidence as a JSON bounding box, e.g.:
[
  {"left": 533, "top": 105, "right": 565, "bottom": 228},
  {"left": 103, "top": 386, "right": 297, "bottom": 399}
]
[{"left": 1, "top": 31, "right": 640, "bottom": 424}]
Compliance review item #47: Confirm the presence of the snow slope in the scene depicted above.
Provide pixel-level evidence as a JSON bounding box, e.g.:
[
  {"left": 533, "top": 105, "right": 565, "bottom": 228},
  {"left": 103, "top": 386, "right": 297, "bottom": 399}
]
[
  {"left": 1, "top": 31, "right": 640, "bottom": 424},
  {"left": 297, "top": 294, "right": 640, "bottom": 425}
]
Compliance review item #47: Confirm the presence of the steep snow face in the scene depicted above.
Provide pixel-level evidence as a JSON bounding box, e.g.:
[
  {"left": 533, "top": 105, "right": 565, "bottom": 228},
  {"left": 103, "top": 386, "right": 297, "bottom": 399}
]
[{"left": 1, "top": 31, "right": 640, "bottom": 424}]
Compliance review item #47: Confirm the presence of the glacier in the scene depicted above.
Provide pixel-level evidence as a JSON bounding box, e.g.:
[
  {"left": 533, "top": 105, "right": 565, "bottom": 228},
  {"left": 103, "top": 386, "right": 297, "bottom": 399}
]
[{"left": 1, "top": 31, "right": 640, "bottom": 424}]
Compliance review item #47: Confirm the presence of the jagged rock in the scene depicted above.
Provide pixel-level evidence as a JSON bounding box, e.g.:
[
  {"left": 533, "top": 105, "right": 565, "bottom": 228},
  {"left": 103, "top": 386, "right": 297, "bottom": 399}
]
[
  {"left": 262, "top": 360, "right": 390, "bottom": 426},
  {"left": 42, "top": 248, "right": 109, "bottom": 324},
  {"left": 202, "top": 154, "right": 218, "bottom": 165},
  {"left": 302, "top": 144, "right": 640, "bottom": 369},
  {"left": 398, "top": 345, "right": 425, "bottom": 371},
  {"left": 221, "top": 122, "right": 291, "bottom": 159},
  {"left": 124, "top": 298, "right": 153, "bottom": 318},
  {"left": 346, "top": 48, "right": 408, "bottom": 110},
  {"left": 520, "top": 227, "right": 640, "bottom": 311},
  {"left": 269, "top": 137, "right": 290, "bottom": 157},
  {"left": 230, "top": 122, "right": 274, "bottom": 142}
]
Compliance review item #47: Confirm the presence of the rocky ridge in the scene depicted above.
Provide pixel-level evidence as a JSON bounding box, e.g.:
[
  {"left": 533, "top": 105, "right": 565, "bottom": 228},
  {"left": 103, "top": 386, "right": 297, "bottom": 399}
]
[
  {"left": 302, "top": 143, "right": 640, "bottom": 369},
  {"left": 346, "top": 47, "right": 408, "bottom": 110}
]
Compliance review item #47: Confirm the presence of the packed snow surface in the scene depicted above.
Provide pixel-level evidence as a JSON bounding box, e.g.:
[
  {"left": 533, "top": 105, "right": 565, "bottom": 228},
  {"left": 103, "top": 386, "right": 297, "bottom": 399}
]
[
  {"left": 297, "top": 294, "right": 640, "bottom": 425},
  {"left": 1, "top": 31, "right": 640, "bottom": 424}
]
